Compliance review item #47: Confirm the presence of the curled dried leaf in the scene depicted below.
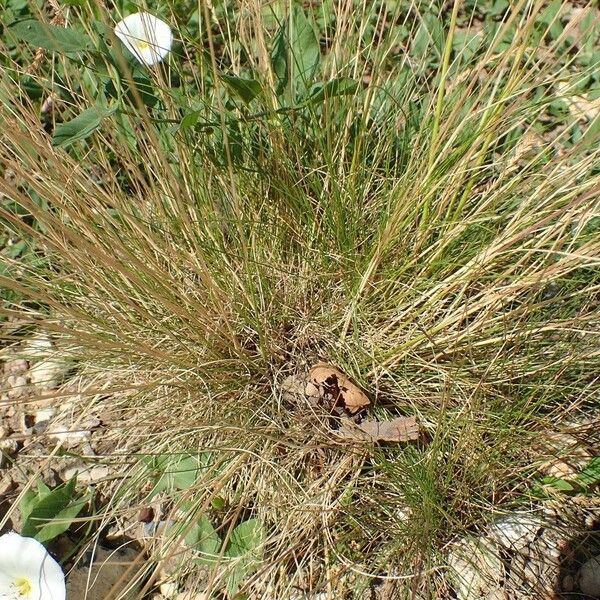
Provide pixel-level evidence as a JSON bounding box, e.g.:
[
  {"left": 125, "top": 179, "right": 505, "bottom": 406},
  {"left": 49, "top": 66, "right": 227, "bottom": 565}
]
[{"left": 308, "top": 363, "right": 370, "bottom": 414}]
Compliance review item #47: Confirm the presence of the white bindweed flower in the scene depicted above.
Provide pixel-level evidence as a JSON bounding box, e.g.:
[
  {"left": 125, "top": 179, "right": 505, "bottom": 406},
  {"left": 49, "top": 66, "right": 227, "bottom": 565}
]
[
  {"left": 114, "top": 12, "right": 173, "bottom": 66},
  {"left": 0, "top": 532, "right": 65, "bottom": 600}
]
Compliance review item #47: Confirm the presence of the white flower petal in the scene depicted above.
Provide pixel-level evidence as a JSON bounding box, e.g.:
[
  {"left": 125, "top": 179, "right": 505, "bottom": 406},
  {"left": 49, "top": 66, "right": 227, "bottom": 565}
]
[
  {"left": 0, "top": 533, "right": 65, "bottom": 600},
  {"left": 0, "top": 570, "right": 14, "bottom": 587},
  {"left": 114, "top": 12, "right": 173, "bottom": 66},
  {"left": 0, "top": 532, "right": 22, "bottom": 577}
]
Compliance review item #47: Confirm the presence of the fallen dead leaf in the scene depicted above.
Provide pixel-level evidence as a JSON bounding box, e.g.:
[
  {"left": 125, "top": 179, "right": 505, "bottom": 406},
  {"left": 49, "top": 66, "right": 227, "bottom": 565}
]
[
  {"left": 338, "top": 416, "right": 420, "bottom": 443},
  {"left": 308, "top": 363, "right": 370, "bottom": 414}
]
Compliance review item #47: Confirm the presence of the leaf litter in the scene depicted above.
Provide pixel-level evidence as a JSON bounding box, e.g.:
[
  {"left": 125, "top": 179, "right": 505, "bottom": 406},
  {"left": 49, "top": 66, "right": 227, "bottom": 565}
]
[{"left": 283, "top": 363, "right": 421, "bottom": 443}]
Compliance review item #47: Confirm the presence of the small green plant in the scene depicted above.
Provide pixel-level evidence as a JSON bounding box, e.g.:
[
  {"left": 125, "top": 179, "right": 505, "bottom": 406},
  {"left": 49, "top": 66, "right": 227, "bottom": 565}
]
[
  {"left": 186, "top": 515, "right": 265, "bottom": 598},
  {"left": 143, "top": 451, "right": 215, "bottom": 498},
  {"left": 578, "top": 456, "right": 600, "bottom": 489},
  {"left": 540, "top": 456, "right": 600, "bottom": 495},
  {"left": 19, "top": 477, "right": 88, "bottom": 543},
  {"left": 141, "top": 452, "right": 264, "bottom": 597}
]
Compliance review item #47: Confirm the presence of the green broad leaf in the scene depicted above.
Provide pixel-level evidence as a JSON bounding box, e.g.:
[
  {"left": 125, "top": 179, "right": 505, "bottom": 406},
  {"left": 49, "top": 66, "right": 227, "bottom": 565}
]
[
  {"left": 226, "top": 518, "right": 264, "bottom": 557},
  {"left": 270, "top": 23, "right": 288, "bottom": 95},
  {"left": 577, "top": 456, "right": 600, "bottom": 488},
  {"left": 226, "top": 118, "right": 243, "bottom": 164},
  {"left": 411, "top": 13, "right": 444, "bottom": 60},
  {"left": 308, "top": 78, "right": 359, "bottom": 104},
  {"left": 579, "top": 111, "right": 600, "bottom": 150},
  {"left": 537, "top": 0, "right": 563, "bottom": 41},
  {"left": 4, "top": 239, "right": 28, "bottom": 259},
  {"left": 9, "top": 19, "right": 90, "bottom": 53},
  {"left": 20, "top": 75, "right": 44, "bottom": 100},
  {"left": 495, "top": 23, "right": 518, "bottom": 52},
  {"left": 21, "top": 477, "right": 87, "bottom": 542},
  {"left": 541, "top": 476, "right": 575, "bottom": 492},
  {"left": 52, "top": 105, "right": 116, "bottom": 147},
  {"left": 179, "top": 111, "right": 203, "bottom": 130},
  {"left": 452, "top": 30, "right": 482, "bottom": 64},
  {"left": 187, "top": 515, "right": 221, "bottom": 564},
  {"left": 547, "top": 98, "right": 569, "bottom": 121},
  {"left": 211, "top": 495, "right": 226, "bottom": 510},
  {"left": 490, "top": 0, "right": 509, "bottom": 17},
  {"left": 288, "top": 5, "right": 320, "bottom": 95},
  {"left": 225, "top": 518, "right": 265, "bottom": 597},
  {"left": 131, "top": 75, "right": 159, "bottom": 108},
  {"left": 34, "top": 495, "right": 88, "bottom": 542},
  {"left": 145, "top": 452, "right": 213, "bottom": 496},
  {"left": 19, "top": 480, "right": 52, "bottom": 524},
  {"left": 221, "top": 75, "right": 262, "bottom": 105},
  {"left": 7, "top": 0, "right": 28, "bottom": 12},
  {"left": 579, "top": 11, "right": 598, "bottom": 56}
]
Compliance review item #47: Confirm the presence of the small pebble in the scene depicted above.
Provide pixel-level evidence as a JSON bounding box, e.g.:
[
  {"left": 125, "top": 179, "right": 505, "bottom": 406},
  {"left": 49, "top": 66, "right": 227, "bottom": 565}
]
[
  {"left": 32, "top": 420, "right": 50, "bottom": 435},
  {"left": 62, "top": 464, "right": 112, "bottom": 484},
  {"left": 488, "top": 514, "right": 544, "bottom": 550},
  {"left": 6, "top": 375, "right": 28, "bottom": 399},
  {"left": 0, "top": 439, "right": 19, "bottom": 466},
  {"left": 25, "top": 332, "right": 53, "bottom": 356},
  {"left": 35, "top": 407, "right": 56, "bottom": 423},
  {"left": 29, "top": 358, "right": 66, "bottom": 389},
  {"left": 9, "top": 412, "right": 34, "bottom": 435},
  {"left": 5, "top": 359, "right": 28, "bottom": 375},
  {"left": 139, "top": 507, "right": 155, "bottom": 523},
  {"left": 159, "top": 582, "right": 178, "bottom": 598},
  {"left": 578, "top": 555, "right": 600, "bottom": 597},
  {"left": 562, "top": 574, "right": 574, "bottom": 592}
]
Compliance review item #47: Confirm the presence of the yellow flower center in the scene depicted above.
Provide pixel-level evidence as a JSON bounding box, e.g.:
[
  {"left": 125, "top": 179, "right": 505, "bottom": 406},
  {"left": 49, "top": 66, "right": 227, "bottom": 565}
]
[
  {"left": 136, "top": 40, "right": 150, "bottom": 50},
  {"left": 15, "top": 577, "right": 32, "bottom": 596}
]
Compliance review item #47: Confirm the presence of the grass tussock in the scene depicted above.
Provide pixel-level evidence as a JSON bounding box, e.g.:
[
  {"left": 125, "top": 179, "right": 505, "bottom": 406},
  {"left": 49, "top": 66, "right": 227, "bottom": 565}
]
[{"left": 1, "top": 0, "right": 599, "bottom": 597}]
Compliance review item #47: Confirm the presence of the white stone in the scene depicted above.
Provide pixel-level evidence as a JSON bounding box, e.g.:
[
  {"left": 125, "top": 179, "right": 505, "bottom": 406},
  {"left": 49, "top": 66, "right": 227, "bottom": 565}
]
[
  {"left": 448, "top": 537, "right": 503, "bottom": 599},
  {"left": 578, "top": 555, "right": 600, "bottom": 597},
  {"left": 23, "top": 333, "right": 68, "bottom": 389},
  {"left": 5, "top": 359, "right": 28, "bottom": 374},
  {"left": 159, "top": 581, "right": 179, "bottom": 598},
  {"left": 0, "top": 439, "right": 19, "bottom": 467},
  {"left": 48, "top": 416, "right": 100, "bottom": 446},
  {"left": 29, "top": 358, "right": 67, "bottom": 389},
  {"left": 6, "top": 375, "right": 28, "bottom": 398},
  {"left": 487, "top": 514, "right": 544, "bottom": 550},
  {"left": 25, "top": 332, "right": 53, "bottom": 356},
  {"left": 35, "top": 407, "right": 56, "bottom": 423},
  {"left": 62, "top": 464, "right": 112, "bottom": 484}
]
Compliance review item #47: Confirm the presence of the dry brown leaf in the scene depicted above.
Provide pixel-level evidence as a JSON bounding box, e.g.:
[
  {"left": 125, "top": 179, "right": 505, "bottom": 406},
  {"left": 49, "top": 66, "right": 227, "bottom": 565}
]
[
  {"left": 308, "top": 363, "right": 370, "bottom": 414},
  {"left": 338, "top": 416, "right": 420, "bottom": 443}
]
